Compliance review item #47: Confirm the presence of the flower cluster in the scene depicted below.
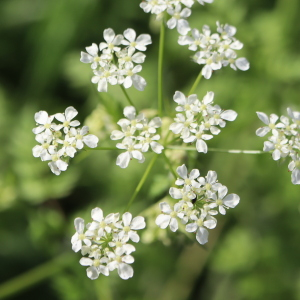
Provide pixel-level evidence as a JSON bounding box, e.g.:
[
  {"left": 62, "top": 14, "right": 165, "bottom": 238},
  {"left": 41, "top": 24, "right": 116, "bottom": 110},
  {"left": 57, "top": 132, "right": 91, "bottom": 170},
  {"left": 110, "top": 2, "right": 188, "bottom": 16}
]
[
  {"left": 140, "top": 0, "right": 213, "bottom": 35},
  {"left": 178, "top": 22, "right": 249, "bottom": 79},
  {"left": 156, "top": 164, "right": 239, "bottom": 244},
  {"left": 80, "top": 28, "right": 152, "bottom": 92},
  {"left": 256, "top": 108, "right": 300, "bottom": 184},
  {"left": 32, "top": 106, "right": 99, "bottom": 175},
  {"left": 169, "top": 91, "right": 237, "bottom": 153},
  {"left": 111, "top": 106, "right": 164, "bottom": 168},
  {"left": 71, "top": 208, "right": 146, "bottom": 280}
]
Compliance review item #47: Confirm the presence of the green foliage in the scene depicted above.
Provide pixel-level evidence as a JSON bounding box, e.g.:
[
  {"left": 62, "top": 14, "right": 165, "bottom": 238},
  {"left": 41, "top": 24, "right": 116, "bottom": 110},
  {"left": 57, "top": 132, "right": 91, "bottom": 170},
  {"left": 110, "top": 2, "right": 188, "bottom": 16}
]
[{"left": 0, "top": 0, "right": 299, "bottom": 299}]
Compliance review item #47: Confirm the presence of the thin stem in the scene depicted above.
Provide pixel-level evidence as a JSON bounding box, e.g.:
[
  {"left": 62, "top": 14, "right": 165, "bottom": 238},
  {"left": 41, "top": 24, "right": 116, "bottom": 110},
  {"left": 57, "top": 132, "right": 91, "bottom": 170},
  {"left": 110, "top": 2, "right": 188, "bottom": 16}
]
[
  {"left": 87, "top": 147, "right": 117, "bottom": 151},
  {"left": 120, "top": 85, "right": 135, "bottom": 107},
  {"left": 0, "top": 252, "right": 73, "bottom": 299},
  {"left": 124, "top": 154, "right": 158, "bottom": 212},
  {"left": 166, "top": 145, "right": 265, "bottom": 154},
  {"left": 188, "top": 69, "right": 202, "bottom": 95},
  {"left": 158, "top": 20, "right": 165, "bottom": 117},
  {"left": 162, "top": 151, "right": 177, "bottom": 179}
]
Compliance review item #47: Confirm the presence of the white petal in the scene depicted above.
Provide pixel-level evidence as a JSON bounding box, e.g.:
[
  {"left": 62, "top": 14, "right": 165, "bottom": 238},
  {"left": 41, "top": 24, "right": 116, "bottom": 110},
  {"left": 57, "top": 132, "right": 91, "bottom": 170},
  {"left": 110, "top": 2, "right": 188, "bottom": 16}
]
[
  {"left": 173, "top": 91, "right": 186, "bottom": 105},
  {"left": 196, "top": 139, "right": 208, "bottom": 153},
  {"left": 116, "top": 152, "right": 131, "bottom": 168},
  {"left": 177, "top": 19, "right": 191, "bottom": 36},
  {"left": 86, "top": 43, "right": 98, "bottom": 56},
  {"left": 118, "top": 263, "right": 133, "bottom": 280},
  {"left": 123, "top": 28, "right": 136, "bottom": 42},
  {"left": 220, "top": 110, "right": 237, "bottom": 121},
  {"left": 169, "top": 187, "right": 183, "bottom": 199},
  {"left": 80, "top": 257, "right": 93, "bottom": 266},
  {"left": 83, "top": 135, "right": 99, "bottom": 148},
  {"left": 256, "top": 127, "right": 270, "bottom": 137},
  {"left": 177, "top": 164, "right": 187, "bottom": 179},
  {"left": 130, "top": 216, "right": 146, "bottom": 230},
  {"left": 155, "top": 214, "right": 171, "bottom": 229},
  {"left": 74, "top": 218, "right": 84, "bottom": 233},
  {"left": 80, "top": 52, "right": 93, "bottom": 63},
  {"left": 160, "top": 202, "right": 172, "bottom": 214},
  {"left": 292, "top": 169, "right": 300, "bottom": 185},
  {"left": 132, "top": 74, "right": 146, "bottom": 91},
  {"left": 86, "top": 266, "right": 99, "bottom": 280},
  {"left": 169, "top": 218, "right": 178, "bottom": 232},
  {"left": 185, "top": 223, "right": 197, "bottom": 233},
  {"left": 256, "top": 112, "right": 269, "bottom": 125},
  {"left": 128, "top": 231, "right": 140, "bottom": 243},
  {"left": 223, "top": 193, "right": 240, "bottom": 208},
  {"left": 34, "top": 111, "right": 48, "bottom": 124},
  {"left": 235, "top": 57, "right": 250, "bottom": 71},
  {"left": 65, "top": 106, "right": 78, "bottom": 121},
  {"left": 218, "top": 185, "right": 228, "bottom": 199},
  {"left": 122, "top": 212, "right": 132, "bottom": 226},
  {"left": 196, "top": 227, "right": 209, "bottom": 244},
  {"left": 91, "top": 207, "right": 103, "bottom": 222},
  {"left": 204, "top": 219, "right": 217, "bottom": 229}
]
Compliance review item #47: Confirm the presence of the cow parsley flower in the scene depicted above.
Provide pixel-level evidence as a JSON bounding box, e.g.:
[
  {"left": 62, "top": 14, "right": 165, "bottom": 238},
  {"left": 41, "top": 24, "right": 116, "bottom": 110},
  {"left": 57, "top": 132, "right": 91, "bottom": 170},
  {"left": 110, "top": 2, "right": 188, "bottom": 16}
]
[
  {"left": 72, "top": 208, "right": 145, "bottom": 280},
  {"left": 256, "top": 107, "right": 300, "bottom": 184},
  {"left": 178, "top": 22, "right": 250, "bottom": 79},
  {"left": 156, "top": 165, "right": 240, "bottom": 244},
  {"left": 169, "top": 91, "right": 237, "bottom": 153},
  {"left": 32, "top": 107, "right": 99, "bottom": 175},
  {"left": 111, "top": 106, "right": 164, "bottom": 168},
  {"left": 81, "top": 28, "right": 151, "bottom": 92}
]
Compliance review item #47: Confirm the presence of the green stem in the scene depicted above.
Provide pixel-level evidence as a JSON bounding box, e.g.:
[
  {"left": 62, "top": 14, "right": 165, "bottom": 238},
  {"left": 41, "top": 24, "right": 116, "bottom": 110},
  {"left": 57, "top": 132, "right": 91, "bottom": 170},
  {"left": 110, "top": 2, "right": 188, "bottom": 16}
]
[
  {"left": 0, "top": 252, "right": 73, "bottom": 299},
  {"left": 124, "top": 155, "right": 158, "bottom": 212},
  {"left": 158, "top": 20, "right": 165, "bottom": 118},
  {"left": 162, "top": 151, "right": 177, "bottom": 179},
  {"left": 188, "top": 69, "right": 202, "bottom": 95},
  {"left": 166, "top": 145, "right": 265, "bottom": 154},
  {"left": 87, "top": 147, "right": 117, "bottom": 151},
  {"left": 120, "top": 85, "right": 135, "bottom": 107}
]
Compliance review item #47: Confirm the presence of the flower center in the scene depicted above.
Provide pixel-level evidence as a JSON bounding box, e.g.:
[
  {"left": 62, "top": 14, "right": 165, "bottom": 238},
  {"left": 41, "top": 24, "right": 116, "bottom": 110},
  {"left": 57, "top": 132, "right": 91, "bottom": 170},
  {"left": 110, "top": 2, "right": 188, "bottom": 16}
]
[
  {"left": 123, "top": 226, "right": 131, "bottom": 233},
  {"left": 42, "top": 143, "right": 50, "bottom": 149},
  {"left": 216, "top": 199, "right": 223, "bottom": 206},
  {"left": 196, "top": 219, "right": 204, "bottom": 227}
]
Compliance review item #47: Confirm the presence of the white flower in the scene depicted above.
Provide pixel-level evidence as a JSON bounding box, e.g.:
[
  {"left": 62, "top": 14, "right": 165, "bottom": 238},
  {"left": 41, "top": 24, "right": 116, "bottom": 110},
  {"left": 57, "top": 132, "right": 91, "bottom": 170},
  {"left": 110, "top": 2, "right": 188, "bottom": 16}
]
[
  {"left": 120, "top": 65, "right": 147, "bottom": 91},
  {"left": 173, "top": 91, "right": 200, "bottom": 114},
  {"left": 209, "top": 185, "right": 240, "bottom": 215},
  {"left": 71, "top": 218, "right": 92, "bottom": 252},
  {"left": 169, "top": 111, "right": 196, "bottom": 139},
  {"left": 54, "top": 106, "right": 80, "bottom": 134},
  {"left": 256, "top": 112, "right": 283, "bottom": 137},
  {"left": 107, "top": 247, "right": 134, "bottom": 280},
  {"left": 209, "top": 105, "right": 238, "bottom": 128},
  {"left": 175, "top": 164, "right": 201, "bottom": 188},
  {"left": 116, "top": 137, "right": 145, "bottom": 168},
  {"left": 32, "top": 111, "right": 55, "bottom": 135},
  {"left": 166, "top": 4, "right": 191, "bottom": 35},
  {"left": 80, "top": 255, "right": 109, "bottom": 280},
  {"left": 47, "top": 148, "right": 68, "bottom": 175},
  {"left": 80, "top": 43, "right": 102, "bottom": 69},
  {"left": 155, "top": 202, "right": 184, "bottom": 232},
  {"left": 184, "top": 125, "right": 213, "bottom": 153},
  {"left": 121, "top": 28, "right": 152, "bottom": 52},
  {"left": 115, "top": 212, "right": 146, "bottom": 243},
  {"left": 99, "top": 28, "right": 123, "bottom": 53},
  {"left": 91, "top": 65, "right": 118, "bottom": 92},
  {"left": 185, "top": 214, "right": 216, "bottom": 244},
  {"left": 69, "top": 126, "right": 99, "bottom": 149}
]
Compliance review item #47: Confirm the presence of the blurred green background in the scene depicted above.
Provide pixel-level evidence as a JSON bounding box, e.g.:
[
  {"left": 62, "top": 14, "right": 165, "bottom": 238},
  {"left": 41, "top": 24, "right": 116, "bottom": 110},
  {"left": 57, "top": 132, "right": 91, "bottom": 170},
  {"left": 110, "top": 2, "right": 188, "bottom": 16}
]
[{"left": 0, "top": 0, "right": 299, "bottom": 299}]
